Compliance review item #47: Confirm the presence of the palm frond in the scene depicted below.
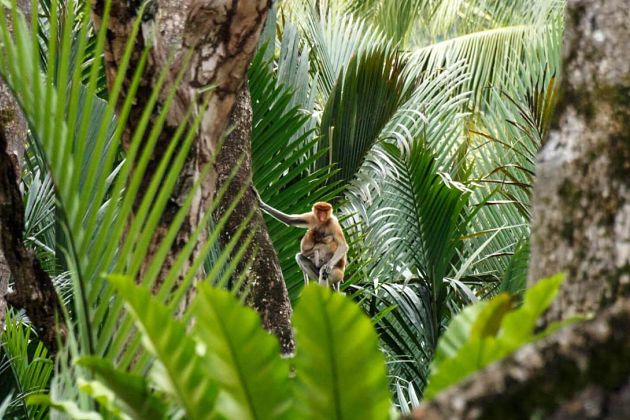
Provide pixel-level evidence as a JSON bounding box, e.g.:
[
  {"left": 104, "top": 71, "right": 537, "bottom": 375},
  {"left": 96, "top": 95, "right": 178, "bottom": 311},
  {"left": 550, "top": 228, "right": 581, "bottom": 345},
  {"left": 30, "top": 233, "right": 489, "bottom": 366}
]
[
  {"left": 425, "top": 0, "right": 564, "bottom": 39},
  {"left": 1, "top": 310, "right": 53, "bottom": 420},
  {"left": 299, "top": 8, "right": 391, "bottom": 97},
  {"left": 0, "top": 5, "right": 262, "bottom": 413},
  {"left": 411, "top": 23, "right": 556, "bottom": 106},
  {"left": 318, "top": 46, "right": 412, "bottom": 185},
  {"left": 250, "top": 48, "right": 339, "bottom": 300}
]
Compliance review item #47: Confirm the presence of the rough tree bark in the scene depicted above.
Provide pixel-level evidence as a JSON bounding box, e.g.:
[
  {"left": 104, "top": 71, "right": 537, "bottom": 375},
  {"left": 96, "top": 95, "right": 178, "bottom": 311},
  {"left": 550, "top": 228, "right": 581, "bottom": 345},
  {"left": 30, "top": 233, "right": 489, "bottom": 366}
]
[
  {"left": 0, "top": 126, "right": 66, "bottom": 353},
  {"left": 214, "top": 83, "right": 294, "bottom": 354},
  {"left": 90, "top": 1, "right": 294, "bottom": 350},
  {"left": 528, "top": 0, "right": 630, "bottom": 322},
  {"left": 0, "top": 0, "right": 30, "bottom": 330},
  {"left": 412, "top": 0, "right": 630, "bottom": 418},
  {"left": 90, "top": 0, "right": 270, "bottom": 285}
]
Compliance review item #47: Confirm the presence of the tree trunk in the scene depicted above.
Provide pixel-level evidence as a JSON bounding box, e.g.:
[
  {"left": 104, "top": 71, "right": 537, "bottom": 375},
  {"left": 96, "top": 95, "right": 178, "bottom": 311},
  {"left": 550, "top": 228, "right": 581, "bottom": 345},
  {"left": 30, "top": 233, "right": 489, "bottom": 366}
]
[
  {"left": 0, "top": 0, "right": 29, "bottom": 330},
  {"left": 1, "top": 125, "right": 66, "bottom": 354},
  {"left": 411, "top": 299, "right": 630, "bottom": 420},
  {"left": 91, "top": 0, "right": 271, "bottom": 286},
  {"left": 90, "top": 0, "right": 294, "bottom": 349},
  {"left": 411, "top": 0, "right": 630, "bottom": 417},
  {"left": 528, "top": 0, "right": 630, "bottom": 322},
  {"left": 214, "top": 83, "right": 294, "bottom": 354}
]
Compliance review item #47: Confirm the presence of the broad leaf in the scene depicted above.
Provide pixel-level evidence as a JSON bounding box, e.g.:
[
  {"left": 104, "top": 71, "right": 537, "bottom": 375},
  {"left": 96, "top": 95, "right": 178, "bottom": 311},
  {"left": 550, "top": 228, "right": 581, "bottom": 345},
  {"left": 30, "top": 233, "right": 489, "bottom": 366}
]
[
  {"left": 192, "top": 284, "right": 291, "bottom": 420},
  {"left": 108, "top": 275, "right": 218, "bottom": 419},
  {"left": 77, "top": 357, "right": 168, "bottom": 419},
  {"left": 425, "top": 273, "right": 567, "bottom": 399},
  {"left": 293, "top": 285, "right": 390, "bottom": 420}
]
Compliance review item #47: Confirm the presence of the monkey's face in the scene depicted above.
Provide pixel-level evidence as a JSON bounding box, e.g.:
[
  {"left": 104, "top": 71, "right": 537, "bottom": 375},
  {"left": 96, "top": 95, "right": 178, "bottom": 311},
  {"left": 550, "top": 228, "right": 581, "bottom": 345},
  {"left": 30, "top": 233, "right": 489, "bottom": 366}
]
[
  {"left": 313, "top": 202, "right": 333, "bottom": 222},
  {"left": 316, "top": 209, "right": 330, "bottom": 222}
]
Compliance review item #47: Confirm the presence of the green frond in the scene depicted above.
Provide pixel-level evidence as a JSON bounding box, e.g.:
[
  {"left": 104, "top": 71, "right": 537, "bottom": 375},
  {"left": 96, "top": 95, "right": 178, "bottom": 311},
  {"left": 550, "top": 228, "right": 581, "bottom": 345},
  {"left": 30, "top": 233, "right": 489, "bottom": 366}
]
[
  {"left": 299, "top": 8, "right": 392, "bottom": 97},
  {"left": 1, "top": 310, "right": 53, "bottom": 420},
  {"left": 319, "top": 47, "right": 412, "bottom": 185},
  {"left": 107, "top": 276, "right": 218, "bottom": 419},
  {"left": 293, "top": 285, "right": 390, "bottom": 419},
  {"left": 192, "top": 285, "right": 291, "bottom": 420}
]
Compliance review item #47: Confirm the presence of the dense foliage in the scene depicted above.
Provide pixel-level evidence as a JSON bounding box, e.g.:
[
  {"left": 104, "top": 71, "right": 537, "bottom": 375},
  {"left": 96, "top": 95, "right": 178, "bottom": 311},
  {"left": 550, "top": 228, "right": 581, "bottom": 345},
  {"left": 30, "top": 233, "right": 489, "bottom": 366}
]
[{"left": 0, "top": 0, "right": 566, "bottom": 418}]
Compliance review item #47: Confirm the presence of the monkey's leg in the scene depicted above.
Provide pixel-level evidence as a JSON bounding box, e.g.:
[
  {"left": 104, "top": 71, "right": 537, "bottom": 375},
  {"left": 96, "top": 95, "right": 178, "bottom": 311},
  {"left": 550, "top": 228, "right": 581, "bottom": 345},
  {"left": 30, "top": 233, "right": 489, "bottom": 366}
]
[
  {"left": 329, "top": 268, "right": 344, "bottom": 293},
  {"left": 313, "top": 249, "right": 320, "bottom": 268},
  {"left": 296, "top": 253, "right": 319, "bottom": 285}
]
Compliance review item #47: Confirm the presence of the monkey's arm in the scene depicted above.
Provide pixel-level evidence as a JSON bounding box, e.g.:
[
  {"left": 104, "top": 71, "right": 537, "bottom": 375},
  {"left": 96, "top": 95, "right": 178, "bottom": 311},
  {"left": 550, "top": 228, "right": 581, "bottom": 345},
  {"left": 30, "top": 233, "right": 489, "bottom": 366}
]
[
  {"left": 253, "top": 187, "right": 312, "bottom": 228},
  {"left": 327, "top": 241, "right": 348, "bottom": 267}
]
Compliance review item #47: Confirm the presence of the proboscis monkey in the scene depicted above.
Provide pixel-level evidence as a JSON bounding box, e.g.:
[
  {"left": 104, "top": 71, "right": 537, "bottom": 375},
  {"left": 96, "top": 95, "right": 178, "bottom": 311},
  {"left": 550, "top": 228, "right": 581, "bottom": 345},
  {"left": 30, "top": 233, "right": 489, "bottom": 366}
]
[{"left": 254, "top": 189, "right": 347, "bottom": 291}]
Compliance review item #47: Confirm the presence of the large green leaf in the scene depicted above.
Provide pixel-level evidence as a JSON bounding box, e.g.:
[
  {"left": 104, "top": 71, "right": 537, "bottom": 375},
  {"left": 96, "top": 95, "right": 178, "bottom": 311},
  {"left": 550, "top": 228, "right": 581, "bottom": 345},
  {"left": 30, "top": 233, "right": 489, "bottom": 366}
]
[
  {"left": 425, "top": 273, "right": 567, "bottom": 399},
  {"left": 108, "top": 275, "right": 218, "bottom": 419},
  {"left": 293, "top": 285, "right": 390, "bottom": 420},
  {"left": 191, "top": 284, "right": 291, "bottom": 420}
]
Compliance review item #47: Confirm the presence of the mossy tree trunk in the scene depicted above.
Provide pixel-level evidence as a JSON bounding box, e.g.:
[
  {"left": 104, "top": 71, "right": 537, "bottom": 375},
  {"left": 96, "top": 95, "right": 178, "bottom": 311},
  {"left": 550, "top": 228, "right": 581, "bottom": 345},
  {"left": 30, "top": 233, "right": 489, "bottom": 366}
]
[
  {"left": 528, "top": 0, "right": 630, "bottom": 323},
  {"left": 412, "top": 1, "right": 630, "bottom": 418}
]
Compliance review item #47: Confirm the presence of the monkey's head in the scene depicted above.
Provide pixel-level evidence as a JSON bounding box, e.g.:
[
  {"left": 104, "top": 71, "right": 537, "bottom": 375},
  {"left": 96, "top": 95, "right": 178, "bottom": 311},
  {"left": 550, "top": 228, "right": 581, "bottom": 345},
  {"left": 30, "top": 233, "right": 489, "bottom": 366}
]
[{"left": 313, "top": 202, "right": 333, "bottom": 222}]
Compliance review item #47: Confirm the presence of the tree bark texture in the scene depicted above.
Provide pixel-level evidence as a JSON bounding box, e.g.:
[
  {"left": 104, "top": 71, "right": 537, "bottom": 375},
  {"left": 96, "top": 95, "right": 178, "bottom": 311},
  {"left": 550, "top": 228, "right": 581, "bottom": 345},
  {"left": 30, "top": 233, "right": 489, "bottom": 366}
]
[
  {"left": 528, "top": 0, "right": 630, "bottom": 322},
  {"left": 410, "top": 1, "right": 630, "bottom": 418},
  {"left": 90, "top": 1, "right": 294, "bottom": 348},
  {"left": 214, "top": 83, "right": 294, "bottom": 354},
  {"left": 0, "top": 124, "right": 66, "bottom": 353},
  {"left": 0, "top": 0, "right": 29, "bottom": 330},
  {"left": 91, "top": 0, "right": 271, "bottom": 286}
]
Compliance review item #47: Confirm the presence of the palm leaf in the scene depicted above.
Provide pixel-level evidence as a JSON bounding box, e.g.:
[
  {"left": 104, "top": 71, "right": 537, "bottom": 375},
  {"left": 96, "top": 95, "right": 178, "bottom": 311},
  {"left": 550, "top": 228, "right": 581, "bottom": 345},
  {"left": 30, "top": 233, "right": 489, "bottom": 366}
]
[
  {"left": 298, "top": 8, "right": 391, "bottom": 97},
  {"left": 107, "top": 275, "right": 218, "bottom": 419},
  {"left": 0, "top": 310, "right": 53, "bottom": 420},
  {"left": 318, "top": 46, "right": 412, "bottom": 185},
  {"left": 0, "top": 4, "right": 258, "bottom": 412}
]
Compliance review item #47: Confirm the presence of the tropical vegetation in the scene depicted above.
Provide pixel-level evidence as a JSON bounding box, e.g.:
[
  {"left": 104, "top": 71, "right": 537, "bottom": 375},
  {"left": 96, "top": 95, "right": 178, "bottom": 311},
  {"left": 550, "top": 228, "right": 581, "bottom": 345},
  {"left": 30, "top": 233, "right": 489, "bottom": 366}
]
[{"left": 0, "top": 0, "right": 570, "bottom": 418}]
